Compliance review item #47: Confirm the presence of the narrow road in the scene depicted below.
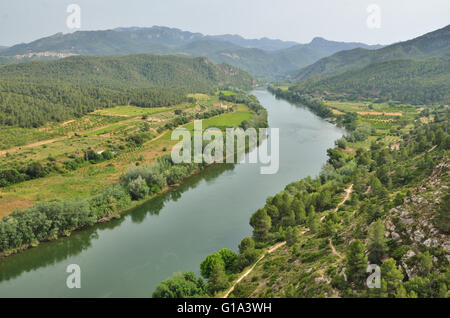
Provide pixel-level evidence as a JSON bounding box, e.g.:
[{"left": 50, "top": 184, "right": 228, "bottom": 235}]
[{"left": 222, "top": 241, "right": 286, "bottom": 298}]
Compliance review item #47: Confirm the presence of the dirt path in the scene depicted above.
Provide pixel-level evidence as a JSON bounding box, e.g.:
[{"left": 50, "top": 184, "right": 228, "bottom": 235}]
[
  {"left": 329, "top": 238, "right": 344, "bottom": 259},
  {"left": 335, "top": 184, "right": 353, "bottom": 213},
  {"left": 0, "top": 137, "right": 68, "bottom": 156},
  {"left": 321, "top": 184, "right": 353, "bottom": 260},
  {"left": 222, "top": 241, "right": 286, "bottom": 298},
  {"left": 320, "top": 184, "right": 353, "bottom": 222}
]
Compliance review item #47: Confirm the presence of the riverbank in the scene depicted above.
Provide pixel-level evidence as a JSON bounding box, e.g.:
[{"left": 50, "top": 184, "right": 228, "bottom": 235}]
[
  {"left": 0, "top": 92, "right": 268, "bottom": 259},
  {"left": 187, "top": 88, "right": 449, "bottom": 298}
]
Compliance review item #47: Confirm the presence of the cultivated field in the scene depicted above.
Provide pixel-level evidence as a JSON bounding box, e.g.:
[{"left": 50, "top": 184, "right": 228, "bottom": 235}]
[{"left": 0, "top": 93, "right": 254, "bottom": 216}]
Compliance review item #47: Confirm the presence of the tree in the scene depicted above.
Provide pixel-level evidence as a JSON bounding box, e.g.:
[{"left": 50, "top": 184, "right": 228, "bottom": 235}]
[
  {"left": 345, "top": 239, "right": 368, "bottom": 288},
  {"left": 307, "top": 210, "right": 319, "bottom": 234},
  {"left": 336, "top": 138, "right": 347, "bottom": 149},
  {"left": 266, "top": 204, "right": 279, "bottom": 221},
  {"left": 219, "top": 248, "right": 237, "bottom": 272},
  {"left": 152, "top": 272, "right": 205, "bottom": 298},
  {"left": 368, "top": 176, "right": 384, "bottom": 197},
  {"left": 291, "top": 199, "right": 306, "bottom": 225},
  {"left": 380, "top": 258, "right": 404, "bottom": 297},
  {"left": 416, "top": 251, "right": 433, "bottom": 276},
  {"left": 436, "top": 192, "right": 450, "bottom": 234},
  {"left": 200, "top": 252, "right": 225, "bottom": 279},
  {"left": 285, "top": 226, "right": 300, "bottom": 246},
  {"left": 249, "top": 209, "right": 272, "bottom": 241},
  {"left": 367, "top": 220, "right": 387, "bottom": 264},
  {"left": 207, "top": 263, "right": 229, "bottom": 296},
  {"left": 238, "top": 237, "right": 255, "bottom": 254},
  {"left": 404, "top": 276, "right": 432, "bottom": 298},
  {"left": 236, "top": 237, "right": 259, "bottom": 271}
]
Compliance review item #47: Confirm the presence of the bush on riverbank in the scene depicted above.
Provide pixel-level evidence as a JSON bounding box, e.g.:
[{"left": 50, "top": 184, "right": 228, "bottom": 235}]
[{"left": 0, "top": 184, "right": 133, "bottom": 253}]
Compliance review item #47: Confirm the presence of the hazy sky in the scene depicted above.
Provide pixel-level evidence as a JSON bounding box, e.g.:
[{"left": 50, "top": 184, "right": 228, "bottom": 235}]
[{"left": 0, "top": 0, "right": 449, "bottom": 46}]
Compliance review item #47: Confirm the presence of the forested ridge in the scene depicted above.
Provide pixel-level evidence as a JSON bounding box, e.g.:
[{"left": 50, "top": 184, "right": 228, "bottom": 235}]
[
  {"left": 290, "top": 57, "right": 450, "bottom": 105},
  {"left": 0, "top": 54, "right": 254, "bottom": 127},
  {"left": 294, "top": 24, "right": 450, "bottom": 81}
]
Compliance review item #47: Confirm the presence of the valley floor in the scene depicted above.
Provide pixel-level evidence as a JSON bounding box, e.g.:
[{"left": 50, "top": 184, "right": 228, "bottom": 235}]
[{"left": 0, "top": 95, "right": 252, "bottom": 217}]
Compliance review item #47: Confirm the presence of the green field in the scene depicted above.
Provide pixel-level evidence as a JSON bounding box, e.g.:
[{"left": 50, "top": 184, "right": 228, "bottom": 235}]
[
  {"left": 93, "top": 105, "right": 171, "bottom": 117},
  {"left": 84, "top": 123, "right": 132, "bottom": 136},
  {"left": 185, "top": 104, "right": 253, "bottom": 130},
  {"left": 324, "top": 100, "right": 420, "bottom": 118}
]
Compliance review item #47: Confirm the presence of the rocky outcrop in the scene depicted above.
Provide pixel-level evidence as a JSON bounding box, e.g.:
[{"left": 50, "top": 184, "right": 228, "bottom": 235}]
[{"left": 385, "top": 159, "right": 450, "bottom": 278}]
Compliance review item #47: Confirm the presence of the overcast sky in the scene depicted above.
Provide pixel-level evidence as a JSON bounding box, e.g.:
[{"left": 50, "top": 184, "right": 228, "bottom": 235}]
[{"left": 0, "top": 0, "right": 449, "bottom": 47}]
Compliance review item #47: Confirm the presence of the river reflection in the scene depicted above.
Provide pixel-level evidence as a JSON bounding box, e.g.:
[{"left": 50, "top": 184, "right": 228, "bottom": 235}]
[{"left": 0, "top": 163, "right": 235, "bottom": 284}]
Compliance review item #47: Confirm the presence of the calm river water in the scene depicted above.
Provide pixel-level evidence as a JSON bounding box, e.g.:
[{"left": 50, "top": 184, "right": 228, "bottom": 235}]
[{"left": 0, "top": 89, "right": 344, "bottom": 297}]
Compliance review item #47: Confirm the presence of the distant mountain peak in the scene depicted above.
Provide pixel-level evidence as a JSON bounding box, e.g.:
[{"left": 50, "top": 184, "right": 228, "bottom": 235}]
[{"left": 310, "top": 36, "right": 327, "bottom": 43}]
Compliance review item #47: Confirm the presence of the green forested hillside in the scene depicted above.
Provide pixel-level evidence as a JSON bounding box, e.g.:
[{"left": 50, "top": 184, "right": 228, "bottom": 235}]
[
  {"left": 0, "top": 57, "right": 14, "bottom": 65},
  {"left": 294, "top": 24, "right": 450, "bottom": 81},
  {"left": 0, "top": 54, "right": 254, "bottom": 127},
  {"left": 291, "top": 57, "right": 450, "bottom": 104},
  {"left": 0, "top": 54, "right": 253, "bottom": 91}
]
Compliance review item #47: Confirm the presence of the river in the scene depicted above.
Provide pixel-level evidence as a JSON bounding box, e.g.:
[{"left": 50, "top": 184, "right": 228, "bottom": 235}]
[{"left": 0, "top": 89, "right": 344, "bottom": 297}]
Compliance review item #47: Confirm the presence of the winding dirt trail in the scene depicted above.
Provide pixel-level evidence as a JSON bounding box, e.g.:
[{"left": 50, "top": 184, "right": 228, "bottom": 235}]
[
  {"left": 335, "top": 184, "right": 353, "bottom": 213},
  {"left": 320, "top": 184, "right": 353, "bottom": 222},
  {"left": 222, "top": 184, "right": 354, "bottom": 298},
  {"left": 323, "top": 184, "right": 353, "bottom": 259},
  {"left": 222, "top": 241, "right": 286, "bottom": 298},
  {"left": 329, "top": 238, "right": 344, "bottom": 259}
]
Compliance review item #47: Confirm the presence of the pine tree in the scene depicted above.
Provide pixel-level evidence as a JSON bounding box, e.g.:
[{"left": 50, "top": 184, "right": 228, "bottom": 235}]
[
  {"left": 367, "top": 219, "right": 387, "bottom": 264},
  {"left": 346, "top": 239, "right": 368, "bottom": 288},
  {"left": 250, "top": 209, "right": 272, "bottom": 241}
]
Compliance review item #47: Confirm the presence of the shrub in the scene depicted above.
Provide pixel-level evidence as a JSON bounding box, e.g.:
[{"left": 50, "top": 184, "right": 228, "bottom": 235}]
[
  {"left": 0, "top": 169, "right": 25, "bottom": 187},
  {"left": 25, "top": 162, "right": 46, "bottom": 179},
  {"left": 165, "top": 165, "right": 188, "bottom": 185},
  {"left": 128, "top": 176, "right": 149, "bottom": 200}
]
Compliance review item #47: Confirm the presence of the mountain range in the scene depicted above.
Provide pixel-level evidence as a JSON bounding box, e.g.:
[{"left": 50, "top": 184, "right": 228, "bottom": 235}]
[
  {"left": 294, "top": 24, "right": 450, "bottom": 81},
  {"left": 0, "top": 26, "right": 382, "bottom": 79}
]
